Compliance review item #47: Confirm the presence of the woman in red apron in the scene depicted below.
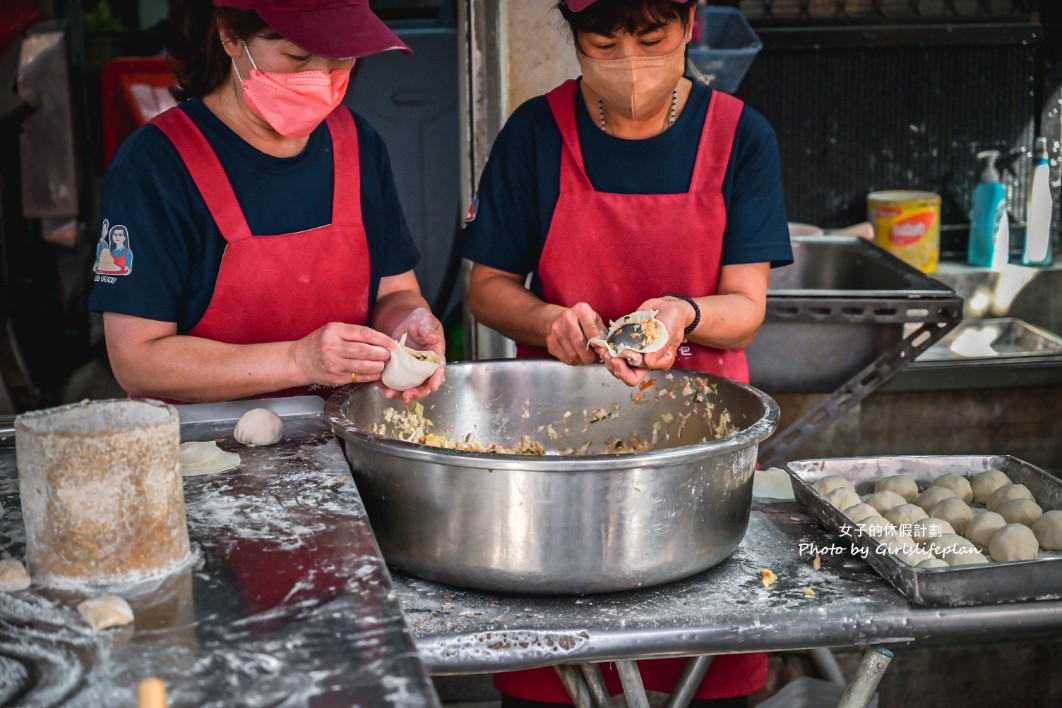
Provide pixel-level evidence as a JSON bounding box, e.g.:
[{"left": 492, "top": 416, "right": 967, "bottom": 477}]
[
  {"left": 461, "top": 1, "right": 792, "bottom": 705},
  {"left": 91, "top": 0, "right": 444, "bottom": 404}
]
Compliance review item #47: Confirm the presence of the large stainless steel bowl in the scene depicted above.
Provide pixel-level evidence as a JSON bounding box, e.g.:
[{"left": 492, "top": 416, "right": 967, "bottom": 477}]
[{"left": 325, "top": 360, "right": 778, "bottom": 594}]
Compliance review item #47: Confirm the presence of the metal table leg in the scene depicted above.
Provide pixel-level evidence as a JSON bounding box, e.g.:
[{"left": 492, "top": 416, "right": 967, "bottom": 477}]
[
  {"left": 615, "top": 659, "right": 651, "bottom": 708},
  {"left": 554, "top": 664, "right": 595, "bottom": 708},
  {"left": 836, "top": 645, "right": 894, "bottom": 708},
  {"left": 579, "top": 663, "right": 611, "bottom": 707},
  {"left": 664, "top": 655, "right": 714, "bottom": 708}
]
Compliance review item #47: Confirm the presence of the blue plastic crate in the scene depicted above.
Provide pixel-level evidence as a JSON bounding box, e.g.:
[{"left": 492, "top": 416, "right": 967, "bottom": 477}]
[{"left": 687, "top": 6, "right": 762, "bottom": 94}]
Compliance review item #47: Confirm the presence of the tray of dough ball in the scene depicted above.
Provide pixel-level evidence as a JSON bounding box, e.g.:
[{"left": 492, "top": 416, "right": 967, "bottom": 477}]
[{"left": 784, "top": 455, "right": 1062, "bottom": 607}]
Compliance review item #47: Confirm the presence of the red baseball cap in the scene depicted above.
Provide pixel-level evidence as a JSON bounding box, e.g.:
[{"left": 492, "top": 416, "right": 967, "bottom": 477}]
[
  {"left": 564, "top": 0, "right": 691, "bottom": 11},
  {"left": 213, "top": 0, "right": 412, "bottom": 59}
]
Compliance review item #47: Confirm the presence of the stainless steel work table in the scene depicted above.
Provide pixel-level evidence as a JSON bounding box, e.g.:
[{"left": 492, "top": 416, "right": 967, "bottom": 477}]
[{"left": 0, "top": 398, "right": 439, "bottom": 707}]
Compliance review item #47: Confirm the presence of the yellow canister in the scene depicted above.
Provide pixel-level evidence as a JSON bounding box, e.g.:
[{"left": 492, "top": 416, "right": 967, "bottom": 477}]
[{"left": 867, "top": 190, "right": 941, "bottom": 273}]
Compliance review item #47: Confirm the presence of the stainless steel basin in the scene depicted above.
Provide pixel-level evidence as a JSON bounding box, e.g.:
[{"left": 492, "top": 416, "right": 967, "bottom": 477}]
[
  {"left": 326, "top": 361, "right": 778, "bottom": 594},
  {"left": 747, "top": 235, "right": 955, "bottom": 393}
]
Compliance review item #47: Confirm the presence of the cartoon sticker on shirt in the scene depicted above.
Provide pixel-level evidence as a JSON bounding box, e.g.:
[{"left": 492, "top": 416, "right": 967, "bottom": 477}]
[{"left": 94, "top": 220, "right": 134, "bottom": 276}]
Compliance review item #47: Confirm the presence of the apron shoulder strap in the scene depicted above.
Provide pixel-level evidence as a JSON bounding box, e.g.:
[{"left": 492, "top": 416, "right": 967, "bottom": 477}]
[
  {"left": 150, "top": 107, "right": 253, "bottom": 242},
  {"left": 324, "top": 108, "right": 362, "bottom": 225},
  {"left": 690, "top": 90, "right": 744, "bottom": 194},
  {"left": 546, "top": 79, "right": 591, "bottom": 187}
]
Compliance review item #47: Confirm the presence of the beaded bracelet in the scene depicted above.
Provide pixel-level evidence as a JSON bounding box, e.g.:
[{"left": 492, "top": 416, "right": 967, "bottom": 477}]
[{"left": 660, "top": 292, "right": 701, "bottom": 335}]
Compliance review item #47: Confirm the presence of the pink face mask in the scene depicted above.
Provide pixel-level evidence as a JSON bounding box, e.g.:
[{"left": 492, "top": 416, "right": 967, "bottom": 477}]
[{"left": 234, "top": 43, "right": 351, "bottom": 138}]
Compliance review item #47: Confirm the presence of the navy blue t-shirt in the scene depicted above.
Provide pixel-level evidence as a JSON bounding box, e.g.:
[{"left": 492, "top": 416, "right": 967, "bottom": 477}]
[
  {"left": 90, "top": 100, "right": 419, "bottom": 333},
  {"left": 460, "top": 78, "right": 791, "bottom": 290}
]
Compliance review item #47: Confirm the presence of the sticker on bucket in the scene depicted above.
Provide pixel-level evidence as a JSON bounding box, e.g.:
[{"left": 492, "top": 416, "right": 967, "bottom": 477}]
[{"left": 868, "top": 190, "right": 941, "bottom": 273}]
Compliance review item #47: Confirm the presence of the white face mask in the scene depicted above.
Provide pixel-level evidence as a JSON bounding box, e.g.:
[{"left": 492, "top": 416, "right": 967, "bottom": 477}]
[{"left": 577, "top": 42, "right": 686, "bottom": 120}]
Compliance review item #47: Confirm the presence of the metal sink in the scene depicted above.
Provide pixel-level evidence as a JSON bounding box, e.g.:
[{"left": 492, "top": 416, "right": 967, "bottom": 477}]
[{"left": 747, "top": 235, "right": 956, "bottom": 393}]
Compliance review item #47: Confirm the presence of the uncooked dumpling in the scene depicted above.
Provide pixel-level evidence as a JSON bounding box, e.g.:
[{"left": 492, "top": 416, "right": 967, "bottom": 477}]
[
  {"left": 857, "top": 516, "right": 894, "bottom": 538},
  {"left": 917, "top": 558, "right": 949, "bottom": 569},
  {"left": 988, "top": 523, "right": 1039, "bottom": 562},
  {"left": 381, "top": 334, "right": 444, "bottom": 391},
  {"left": 930, "top": 473, "right": 973, "bottom": 503},
  {"left": 911, "top": 517, "right": 955, "bottom": 546},
  {"left": 842, "top": 502, "right": 879, "bottom": 523},
  {"left": 0, "top": 559, "right": 31, "bottom": 592},
  {"left": 588, "top": 310, "right": 669, "bottom": 358},
  {"left": 1031, "top": 510, "right": 1062, "bottom": 551},
  {"left": 77, "top": 594, "right": 134, "bottom": 631},
  {"left": 925, "top": 533, "right": 979, "bottom": 563},
  {"left": 996, "top": 498, "right": 1043, "bottom": 526},
  {"left": 233, "top": 408, "right": 283, "bottom": 446},
  {"left": 927, "top": 497, "right": 972, "bottom": 536},
  {"left": 914, "top": 486, "right": 956, "bottom": 512},
  {"left": 179, "top": 441, "right": 241, "bottom": 476},
  {"left": 813, "top": 475, "right": 856, "bottom": 496},
  {"left": 824, "top": 486, "right": 861, "bottom": 512},
  {"left": 884, "top": 503, "right": 928, "bottom": 528},
  {"left": 970, "top": 470, "right": 1011, "bottom": 503},
  {"left": 986, "top": 484, "right": 1033, "bottom": 512},
  {"left": 874, "top": 474, "right": 918, "bottom": 502},
  {"left": 965, "top": 511, "right": 1006, "bottom": 548},
  {"left": 864, "top": 490, "right": 906, "bottom": 515}
]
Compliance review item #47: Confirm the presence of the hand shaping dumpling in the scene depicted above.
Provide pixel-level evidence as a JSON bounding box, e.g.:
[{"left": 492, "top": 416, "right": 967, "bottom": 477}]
[
  {"left": 381, "top": 334, "right": 444, "bottom": 391},
  {"left": 588, "top": 310, "right": 669, "bottom": 359}
]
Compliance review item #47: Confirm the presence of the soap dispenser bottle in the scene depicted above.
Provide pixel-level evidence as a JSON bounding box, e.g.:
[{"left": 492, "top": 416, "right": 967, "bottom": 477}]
[
  {"left": 1022, "top": 137, "right": 1053, "bottom": 266},
  {"left": 968, "top": 150, "right": 1010, "bottom": 269}
]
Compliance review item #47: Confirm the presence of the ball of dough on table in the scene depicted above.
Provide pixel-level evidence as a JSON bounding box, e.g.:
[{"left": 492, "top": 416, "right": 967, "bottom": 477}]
[
  {"left": 930, "top": 473, "right": 973, "bottom": 503},
  {"left": 996, "top": 498, "right": 1043, "bottom": 526},
  {"left": 965, "top": 510, "right": 1006, "bottom": 549},
  {"left": 911, "top": 517, "right": 955, "bottom": 546},
  {"left": 825, "top": 486, "right": 862, "bottom": 512},
  {"left": 914, "top": 486, "right": 957, "bottom": 512},
  {"left": 874, "top": 474, "right": 919, "bottom": 502},
  {"left": 856, "top": 515, "right": 894, "bottom": 538},
  {"left": 884, "top": 503, "right": 928, "bottom": 528},
  {"left": 233, "top": 408, "right": 284, "bottom": 447},
  {"left": 864, "top": 490, "right": 907, "bottom": 515},
  {"left": 986, "top": 484, "right": 1034, "bottom": 512},
  {"left": 842, "top": 502, "right": 879, "bottom": 523},
  {"left": 1031, "top": 510, "right": 1062, "bottom": 551},
  {"left": 927, "top": 497, "right": 973, "bottom": 536},
  {"left": 989, "top": 523, "right": 1039, "bottom": 562},
  {"left": 813, "top": 475, "right": 856, "bottom": 496},
  {"left": 918, "top": 558, "right": 950, "bottom": 569},
  {"left": 970, "top": 470, "right": 1012, "bottom": 503},
  {"left": 924, "top": 533, "right": 979, "bottom": 563},
  {"left": 0, "top": 559, "right": 31, "bottom": 592},
  {"left": 77, "top": 594, "right": 134, "bottom": 631}
]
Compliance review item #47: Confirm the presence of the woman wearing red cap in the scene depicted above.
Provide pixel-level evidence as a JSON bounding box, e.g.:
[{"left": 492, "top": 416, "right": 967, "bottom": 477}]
[
  {"left": 90, "top": 0, "right": 444, "bottom": 403},
  {"left": 461, "top": 0, "right": 791, "bottom": 705}
]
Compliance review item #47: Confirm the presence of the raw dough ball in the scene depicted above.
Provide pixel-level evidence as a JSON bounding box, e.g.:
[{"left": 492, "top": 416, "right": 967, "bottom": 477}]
[
  {"left": 925, "top": 533, "right": 980, "bottom": 564},
  {"left": 930, "top": 473, "right": 973, "bottom": 503},
  {"left": 825, "top": 487, "right": 861, "bottom": 512},
  {"left": 874, "top": 474, "right": 918, "bottom": 502},
  {"left": 911, "top": 517, "right": 955, "bottom": 546},
  {"left": 914, "top": 486, "right": 957, "bottom": 512},
  {"left": 893, "top": 539, "right": 934, "bottom": 566},
  {"left": 918, "top": 558, "right": 949, "bottom": 569},
  {"left": 1031, "top": 510, "right": 1062, "bottom": 551},
  {"left": 864, "top": 490, "right": 907, "bottom": 515},
  {"left": 928, "top": 497, "right": 973, "bottom": 536},
  {"left": 970, "top": 470, "right": 1012, "bottom": 503},
  {"left": 77, "top": 595, "right": 134, "bottom": 631},
  {"left": 233, "top": 408, "right": 283, "bottom": 447},
  {"left": 949, "top": 549, "right": 989, "bottom": 566},
  {"left": 986, "top": 484, "right": 1034, "bottom": 512},
  {"left": 857, "top": 515, "right": 894, "bottom": 538},
  {"left": 813, "top": 475, "right": 856, "bottom": 496},
  {"left": 179, "top": 441, "right": 241, "bottom": 476},
  {"left": 843, "top": 502, "right": 879, "bottom": 523},
  {"left": 988, "top": 523, "right": 1039, "bottom": 562},
  {"left": 965, "top": 510, "right": 1006, "bottom": 549},
  {"left": 884, "top": 503, "right": 928, "bottom": 528},
  {"left": 996, "top": 498, "right": 1043, "bottom": 526},
  {"left": 0, "top": 559, "right": 31, "bottom": 592}
]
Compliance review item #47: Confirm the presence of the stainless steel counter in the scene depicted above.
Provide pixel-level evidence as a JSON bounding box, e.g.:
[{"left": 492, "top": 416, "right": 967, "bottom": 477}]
[
  {"left": 392, "top": 500, "right": 1062, "bottom": 675},
  {"left": 0, "top": 397, "right": 439, "bottom": 707}
]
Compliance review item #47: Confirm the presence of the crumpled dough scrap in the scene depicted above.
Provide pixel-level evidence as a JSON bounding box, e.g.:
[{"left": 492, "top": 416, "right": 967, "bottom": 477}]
[
  {"left": 233, "top": 408, "right": 283, "bottom": 446},
  {"left": 381, "top": 333, "right": 444, "bottom": 391},
  {"left": 179, "top": 441, "right": 241, "bottom": 476},
  {"left": 588, "top": 309, "right": 669, "bottom": 358},
  {"left": 77, "top": 594, "right": 134, "bottom": 631},
  {"left": 0, "top": 559, "right": 31, "bottom": 592}
]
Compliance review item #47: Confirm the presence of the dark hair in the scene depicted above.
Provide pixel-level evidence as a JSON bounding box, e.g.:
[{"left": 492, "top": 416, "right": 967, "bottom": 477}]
[
  {"left": 167, "top": 0, "right": 271, "bottom": 100},
  {"left": 556, "top": 0, "right": 694, "bottom": 41}
]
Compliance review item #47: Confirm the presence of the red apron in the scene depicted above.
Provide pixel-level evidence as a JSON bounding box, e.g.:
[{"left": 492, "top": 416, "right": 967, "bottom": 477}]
[
  {"left": 516, "top": 79, "right": 748, "bottom": 384},
  {"left": 151, "top": 106, "right": 371, "bottom": 398},
  {"left": 497, "top": 81, "right": 766, "bottom": 702}
]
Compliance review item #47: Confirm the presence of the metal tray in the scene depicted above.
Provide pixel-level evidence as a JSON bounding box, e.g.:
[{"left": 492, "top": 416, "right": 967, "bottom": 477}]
[
  {"left": 784, "top": 455, "right": 1062, "bottom": 607},
  {"left": 916, "top": 317, "right": 1062, "bottom": 362}
]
